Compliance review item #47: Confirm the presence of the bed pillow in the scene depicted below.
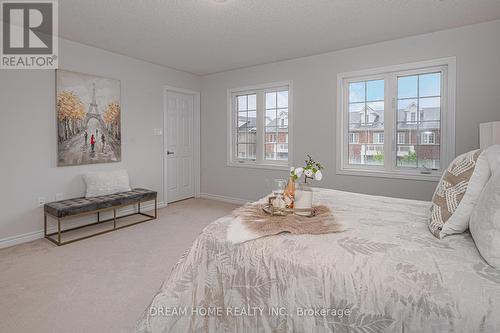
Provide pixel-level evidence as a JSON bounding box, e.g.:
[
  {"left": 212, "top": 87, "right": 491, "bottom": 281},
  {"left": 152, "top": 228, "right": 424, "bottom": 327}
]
[
  {"left": 83, "top": 169, "right": 131, "bottom": 198},
  {"left": 469, "top": 168, "right": 500, "bottom": 269},
  {"left": 489, "top": 145, "right": 500, "bottom": 171},
  {"left": 428, "top": 149, "right": 484, "bottom": 238}
]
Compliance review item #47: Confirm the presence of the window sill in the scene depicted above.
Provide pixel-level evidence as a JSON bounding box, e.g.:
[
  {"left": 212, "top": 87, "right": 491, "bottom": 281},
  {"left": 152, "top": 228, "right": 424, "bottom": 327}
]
[
  {"left": 337, "top": 167, "right": 442, "bottom": 182},
  {"left": 227, "top": 161, "right": 290, "bottom": 171}
]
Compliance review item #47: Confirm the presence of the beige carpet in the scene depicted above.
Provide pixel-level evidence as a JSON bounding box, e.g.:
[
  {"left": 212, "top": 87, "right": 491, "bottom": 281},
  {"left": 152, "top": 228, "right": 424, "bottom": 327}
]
[{"left": 0, "top": 198, "right": 238, "bottom": 333}]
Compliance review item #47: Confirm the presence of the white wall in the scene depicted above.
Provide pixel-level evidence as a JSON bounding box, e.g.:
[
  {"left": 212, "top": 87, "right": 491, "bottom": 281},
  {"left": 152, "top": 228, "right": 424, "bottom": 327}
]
[
  {"left": 200, "top": 20, "right": 500, "bottom": 202},
  {"left": 0, "top": 38, "right": 200, "bottom": 242},
  {"left": 1, "top": 20, "right": 500, "bottom": 245}
]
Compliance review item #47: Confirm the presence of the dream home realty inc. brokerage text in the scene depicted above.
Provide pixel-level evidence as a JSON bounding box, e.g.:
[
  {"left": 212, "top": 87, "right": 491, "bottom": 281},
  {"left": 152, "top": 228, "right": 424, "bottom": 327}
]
[{"left": 148, "top": 306, "right": 352, "bottom": 319}]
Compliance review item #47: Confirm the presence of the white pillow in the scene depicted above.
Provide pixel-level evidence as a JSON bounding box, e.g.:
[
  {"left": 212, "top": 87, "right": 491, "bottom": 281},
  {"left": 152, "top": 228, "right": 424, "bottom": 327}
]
[
  {"left": 487, "top": 145, "right": 500, "bottom": 172},
  {"left": 83, "top": 169, "right": 131, "bottom": 198},
  {"left": 439, "top": 146, "right": 500, "bottom": 238},
  {"left": 469, "top": 167, "right": 500, "bottom": 269}
]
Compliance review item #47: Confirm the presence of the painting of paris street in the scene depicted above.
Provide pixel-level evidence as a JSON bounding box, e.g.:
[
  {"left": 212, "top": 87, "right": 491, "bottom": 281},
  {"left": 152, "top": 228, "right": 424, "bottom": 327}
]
[{"left": 56, "top": 70, "right": 121, "bottom": 166}]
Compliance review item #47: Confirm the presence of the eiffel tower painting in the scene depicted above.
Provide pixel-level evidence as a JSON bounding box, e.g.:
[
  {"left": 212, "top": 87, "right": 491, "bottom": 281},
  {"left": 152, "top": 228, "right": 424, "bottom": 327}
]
[
  {"left": 56, "top": 70, "right": 121, "bottom": 166},
  {"left": 84, "top": 82, "right": 107, "bottom": 131},
  {"left": 88, "top": 82, "right": 99, "bottom": 115}
]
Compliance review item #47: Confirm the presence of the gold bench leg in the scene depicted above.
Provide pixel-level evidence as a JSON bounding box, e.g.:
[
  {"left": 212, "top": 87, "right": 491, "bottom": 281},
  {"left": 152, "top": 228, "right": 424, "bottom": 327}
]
[{"left": 57, "top": 218, "right": 61, "bottom": 245}]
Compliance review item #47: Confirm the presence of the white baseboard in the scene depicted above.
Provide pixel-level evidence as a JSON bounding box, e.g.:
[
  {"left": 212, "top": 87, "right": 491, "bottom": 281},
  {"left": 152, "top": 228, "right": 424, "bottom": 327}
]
[
  {"left": 0, "top": 201, "right": 165, "bottom": 249},
  {"left": 199, "top": 192, "right": 250, "bottom": 205},
  {"left": 0, "top": 230, "right": 44, "bottom": 249}
]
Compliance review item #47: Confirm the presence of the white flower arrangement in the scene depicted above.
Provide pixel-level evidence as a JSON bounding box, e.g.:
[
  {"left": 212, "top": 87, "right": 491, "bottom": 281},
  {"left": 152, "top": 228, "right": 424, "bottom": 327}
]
[{"left": 290, "top": 155, "right": 324, "bottom": 184}]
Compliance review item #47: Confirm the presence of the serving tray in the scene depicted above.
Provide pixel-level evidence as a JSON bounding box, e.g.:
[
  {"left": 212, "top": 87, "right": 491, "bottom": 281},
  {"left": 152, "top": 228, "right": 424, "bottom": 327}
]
[{"left": 262, "top": 203, "right": 317, "bottom": 217}]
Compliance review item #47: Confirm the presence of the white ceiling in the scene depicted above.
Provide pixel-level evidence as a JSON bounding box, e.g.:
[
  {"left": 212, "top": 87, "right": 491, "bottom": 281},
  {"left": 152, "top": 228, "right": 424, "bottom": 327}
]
[{"left": 59, "top": 0, "right": 500, "bottom": 75}]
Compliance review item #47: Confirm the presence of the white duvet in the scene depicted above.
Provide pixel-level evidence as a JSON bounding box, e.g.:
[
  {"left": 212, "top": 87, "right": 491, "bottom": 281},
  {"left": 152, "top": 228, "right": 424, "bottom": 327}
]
[{"left": 136, "top": 188, "right": 500, "bottom": 333}]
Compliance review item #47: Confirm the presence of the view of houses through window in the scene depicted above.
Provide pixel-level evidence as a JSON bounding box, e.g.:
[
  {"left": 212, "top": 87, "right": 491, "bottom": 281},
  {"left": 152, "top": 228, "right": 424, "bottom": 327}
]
[
  {"left": 346, "top": 68, "right": 443, "bottom": 172},
  {"left": 232, "top": 84, "right": 290, "bottom": 167},
  {"left": 396, "top": 72, "right": 441, "bottom": 169},
  {"left": 265, "top": 90, "right": 288, "bottom": 161},
  {"left": 236, "top": 94, "right": 257, "bottom": 160},
  {"left": 348, "top": 79, "right": 385, "bottom": 166}
]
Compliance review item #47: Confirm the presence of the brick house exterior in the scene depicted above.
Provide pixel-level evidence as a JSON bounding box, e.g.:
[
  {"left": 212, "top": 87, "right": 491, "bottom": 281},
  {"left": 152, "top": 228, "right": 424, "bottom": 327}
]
[
  {"left": 237, "top": 110, "right": 289, "bottom": 161},
  {"left": 349, "top": 102, "right": 441, "bottom": 168},
  {"left": 264, "top": 110, "right": 288, "bottom": 160},
  {"left": 237, "top": 101, "right": 439, "bottom": 168}
]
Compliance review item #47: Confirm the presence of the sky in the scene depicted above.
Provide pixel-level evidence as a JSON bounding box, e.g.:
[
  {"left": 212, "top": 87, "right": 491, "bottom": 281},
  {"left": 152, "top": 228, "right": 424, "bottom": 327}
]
[
  {"left": 348, "top": 73, "right": 441, "bottom": 113},
  {"left": 237, "top": 91, "right": 288, "bottom": 126}
]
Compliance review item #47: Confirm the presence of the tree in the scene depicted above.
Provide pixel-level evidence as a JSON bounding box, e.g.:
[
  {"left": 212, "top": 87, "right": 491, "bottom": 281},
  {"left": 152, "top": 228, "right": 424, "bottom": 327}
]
[
  {"left": 57, "top": 91, "right": 86, "bottom": 140},
  {"left": 373, "top": 152, "right": 384, "bottom": 162},
  {"left": 402, "top": 151, "right": 417, "bottom": 163},
  {"left": 103, "top": 102, "right": 121, "bottom": 139}
]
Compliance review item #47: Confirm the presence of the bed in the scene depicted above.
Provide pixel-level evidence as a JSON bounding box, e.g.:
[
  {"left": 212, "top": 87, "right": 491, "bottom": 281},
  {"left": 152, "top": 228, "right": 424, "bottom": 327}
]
[{"left": 135, "top": 188, "right": 500, "bottom": 333}]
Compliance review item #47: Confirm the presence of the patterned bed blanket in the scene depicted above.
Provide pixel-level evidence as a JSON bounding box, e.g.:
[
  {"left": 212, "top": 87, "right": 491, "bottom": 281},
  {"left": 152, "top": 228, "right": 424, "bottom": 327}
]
[{"left": 135, "top": 188, "right": 500, "bottom": 333}]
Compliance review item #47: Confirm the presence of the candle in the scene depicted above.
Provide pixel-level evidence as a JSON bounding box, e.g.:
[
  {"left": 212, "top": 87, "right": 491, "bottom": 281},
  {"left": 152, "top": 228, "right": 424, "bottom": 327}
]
[{"left": 295, "top": 189, "right": 313, "bottom": 216}]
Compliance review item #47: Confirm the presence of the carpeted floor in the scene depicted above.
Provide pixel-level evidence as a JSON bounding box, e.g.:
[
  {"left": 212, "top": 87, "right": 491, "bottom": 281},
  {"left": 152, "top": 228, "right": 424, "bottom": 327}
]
[{"left": 0, "top": 198, "right": 238, "bottom": 333}]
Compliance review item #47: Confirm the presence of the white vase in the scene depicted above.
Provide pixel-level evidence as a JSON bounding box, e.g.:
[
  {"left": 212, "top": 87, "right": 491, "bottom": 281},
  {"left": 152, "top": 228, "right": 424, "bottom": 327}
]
[{"left": 294, "top": 184, "right": 313, "bottom": 216}]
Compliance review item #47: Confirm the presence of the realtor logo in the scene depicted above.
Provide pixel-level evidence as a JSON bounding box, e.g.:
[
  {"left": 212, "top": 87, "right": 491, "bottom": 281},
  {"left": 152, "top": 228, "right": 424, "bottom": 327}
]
[{"left": 1, "top": 0, "right": 58, "bottom": 69}]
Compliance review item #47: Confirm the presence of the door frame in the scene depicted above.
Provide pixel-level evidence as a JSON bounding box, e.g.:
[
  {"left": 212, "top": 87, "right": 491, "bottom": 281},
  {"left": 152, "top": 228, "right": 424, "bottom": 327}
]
[{"left": 163, "top": 85, "right": 201, "bottom": 205}]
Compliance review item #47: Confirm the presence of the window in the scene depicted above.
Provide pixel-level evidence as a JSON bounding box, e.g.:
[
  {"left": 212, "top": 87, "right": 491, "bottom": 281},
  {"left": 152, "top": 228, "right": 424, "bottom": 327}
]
[
  {"left": 397, "top": 132, "right": 406, "bottom": 144},
  {"left": 349, "top": 133, "right": 359, "bottom": 144},
  {"left": 396, "top": 70, "right": 443, "bottom": 169},
  {"left": 421, "top": 132, "right": 436, "bottom": 145},
  {"left": 228, "top": 82, "right": 292, "bottom": 169},
  {"left": 409, "top": 111, "right": 417, "bottom": 123},
  {"left": 373, "top": 132, "right": 384, "bottom": 144},
  {"left": 347, "top": 79, "right": 385, "bottom": 165},
  {"left": 337, "top": 58, "right": 455, "bottom": 181},
  {"left": 235, "top": 94, "right": 257, "bottom": 160}
]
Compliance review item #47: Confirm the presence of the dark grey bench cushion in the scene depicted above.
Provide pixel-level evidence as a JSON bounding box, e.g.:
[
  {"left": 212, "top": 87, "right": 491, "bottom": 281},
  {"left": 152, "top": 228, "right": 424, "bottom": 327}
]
[{"left": 44, "top": 188, "right": 157, "bottom": 218}]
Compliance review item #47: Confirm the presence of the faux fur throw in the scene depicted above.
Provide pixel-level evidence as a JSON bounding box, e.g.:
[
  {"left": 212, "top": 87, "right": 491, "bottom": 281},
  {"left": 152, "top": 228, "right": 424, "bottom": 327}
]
[{"left": 226, "top": 203, "right": 343, "bottom": 244}]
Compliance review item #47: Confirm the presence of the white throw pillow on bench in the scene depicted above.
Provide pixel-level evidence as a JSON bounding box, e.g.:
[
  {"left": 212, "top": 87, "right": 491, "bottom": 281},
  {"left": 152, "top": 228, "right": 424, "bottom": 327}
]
[{"left": 83, "top": 169, "right": 131, "bottom": 198}]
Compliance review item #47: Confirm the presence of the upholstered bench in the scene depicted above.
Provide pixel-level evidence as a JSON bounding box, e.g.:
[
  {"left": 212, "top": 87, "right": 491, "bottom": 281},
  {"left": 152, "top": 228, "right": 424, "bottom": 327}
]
[{"left": 44, "top": 188, "right": 157, "bottom": 245}]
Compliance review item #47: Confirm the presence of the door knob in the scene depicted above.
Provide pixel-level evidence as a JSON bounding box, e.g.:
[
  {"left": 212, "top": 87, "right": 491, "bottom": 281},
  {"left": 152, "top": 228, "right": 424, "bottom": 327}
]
[{"left": 167, "top": 151, "right": 174, "bottom": 155}]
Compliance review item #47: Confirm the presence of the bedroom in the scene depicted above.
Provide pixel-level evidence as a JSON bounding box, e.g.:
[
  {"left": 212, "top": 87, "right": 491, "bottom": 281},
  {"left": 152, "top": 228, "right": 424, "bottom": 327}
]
[{"left": 0, "top": 0, "right": 500, "bottom": 332}]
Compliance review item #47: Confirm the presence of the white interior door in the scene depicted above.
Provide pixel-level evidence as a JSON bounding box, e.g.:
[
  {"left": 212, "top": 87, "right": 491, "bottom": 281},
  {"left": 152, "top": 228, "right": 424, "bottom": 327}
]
[{"left": 165, "top": 90, "right": 194, "bottom": 203}]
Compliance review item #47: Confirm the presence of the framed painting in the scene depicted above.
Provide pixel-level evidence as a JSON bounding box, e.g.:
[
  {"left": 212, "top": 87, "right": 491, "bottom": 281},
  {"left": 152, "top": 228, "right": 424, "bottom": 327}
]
[{"left": 56, "top": 70, "right": 121, "bottom": 166}]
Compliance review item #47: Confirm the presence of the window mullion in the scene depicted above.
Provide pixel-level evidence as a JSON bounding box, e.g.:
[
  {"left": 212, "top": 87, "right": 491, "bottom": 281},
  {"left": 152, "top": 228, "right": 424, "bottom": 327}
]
[
  {"left": 256, "top": 91, "right": 264, "bottom": 164},
  {"left": 343, "top": 80, "right": 350, "bottom": 170},
  {"left": 385, "top": 73, "right": 396, "bottom": 172},
  {"left": 232, "top": 94, "right": 238, "bottom": 163},
  {"left": 440, "top": 67, "right": 448, "bottom": 170}
]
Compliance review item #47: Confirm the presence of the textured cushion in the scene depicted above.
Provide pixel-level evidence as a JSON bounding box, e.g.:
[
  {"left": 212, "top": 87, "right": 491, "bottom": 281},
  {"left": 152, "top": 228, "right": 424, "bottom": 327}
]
[
  {"left": 469, "top": 169, "right": 500, "bottom": 269},
  {"left": 428, "top": 149, "right": 483, "bottom": 238},
  {"left": 44, "top": 188, "right": 156, "bottom": 218},
  {"left": 83, "top": 169, "right": 131, "bottom": 198},
  {"left": 439, "top": 146, "right": 500, "bottom": 238}
]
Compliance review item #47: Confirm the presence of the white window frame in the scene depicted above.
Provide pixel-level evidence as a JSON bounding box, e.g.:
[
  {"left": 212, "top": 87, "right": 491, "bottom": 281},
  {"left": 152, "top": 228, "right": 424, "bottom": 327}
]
[
  {"left": 227, "top": 81, "right": 293, "bottom": 170},
  {"left": 336, "top": 58, "right": 456, "bottom": 181}
]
